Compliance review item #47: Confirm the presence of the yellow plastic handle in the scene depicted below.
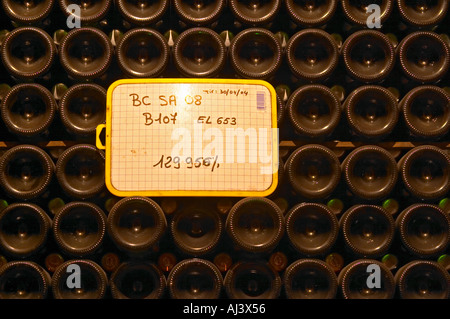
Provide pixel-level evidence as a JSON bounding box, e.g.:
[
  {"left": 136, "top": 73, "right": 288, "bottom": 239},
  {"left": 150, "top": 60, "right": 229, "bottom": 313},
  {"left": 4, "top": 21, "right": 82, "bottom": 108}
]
[{"left": 96, "top": 124, "right": 106, "bottom": 150}]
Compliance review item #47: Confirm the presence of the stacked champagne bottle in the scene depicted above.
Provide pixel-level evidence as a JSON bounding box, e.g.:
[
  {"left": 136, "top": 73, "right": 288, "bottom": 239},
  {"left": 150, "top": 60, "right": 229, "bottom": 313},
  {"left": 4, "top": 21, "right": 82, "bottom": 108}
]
[{"left": 0, "top": 0, "right": 449, "bottom": 299}]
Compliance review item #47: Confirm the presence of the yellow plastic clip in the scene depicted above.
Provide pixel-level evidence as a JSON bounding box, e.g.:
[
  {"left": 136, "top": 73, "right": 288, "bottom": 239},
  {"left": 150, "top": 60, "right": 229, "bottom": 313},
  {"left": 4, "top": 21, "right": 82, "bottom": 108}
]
[{"left": 96, "top": 124, "right": 106, "bottom": 150}]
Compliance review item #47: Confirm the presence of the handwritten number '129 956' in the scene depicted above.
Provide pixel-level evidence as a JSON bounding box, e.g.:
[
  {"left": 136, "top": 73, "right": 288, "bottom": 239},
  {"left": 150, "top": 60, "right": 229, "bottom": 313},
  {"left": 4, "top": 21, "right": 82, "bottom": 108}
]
[{"left": 153, "top": 155, "right": 220, "bottom": 172}]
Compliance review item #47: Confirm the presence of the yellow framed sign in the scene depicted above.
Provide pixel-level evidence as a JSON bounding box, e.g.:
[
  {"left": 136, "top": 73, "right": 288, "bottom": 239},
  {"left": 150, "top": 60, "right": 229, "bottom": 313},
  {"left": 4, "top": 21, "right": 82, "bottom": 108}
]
[{"left": 96, "top": 78, "right": 279, "bottom": 197}]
